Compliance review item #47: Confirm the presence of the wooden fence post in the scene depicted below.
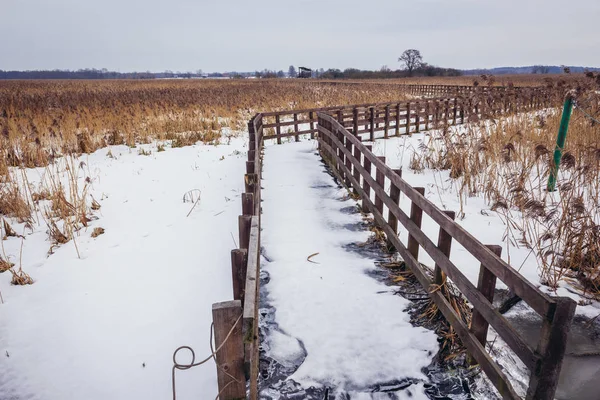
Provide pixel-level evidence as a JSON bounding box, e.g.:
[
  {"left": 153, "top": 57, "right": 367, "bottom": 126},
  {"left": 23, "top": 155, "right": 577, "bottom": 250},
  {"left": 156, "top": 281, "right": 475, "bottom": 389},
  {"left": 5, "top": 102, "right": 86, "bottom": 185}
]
[
  {"left": 433, "top": 210, "right": 455, "bottom": 287},
  {"left": 231, "top": 249, "right": 248, "bottom": 301},
  {"left": 353, "top": 107, "right": 359, "bottom": 135},
  {"left": 309, "top": 111, "right": 315, "bottom": 140},
  {"left": 415, "top": 102, "right": 420, "bottom": 133},
  {"left": 245, "top": 173, "right": 257, "bottom": 196},
  {"left": 375, "top": 156, "right": 386, "bottom": 216},
  {"left": 242, "top": 193, "right": 254, "bottom": 217},
  {"left": 526, "top": 297, "right": 577, "bottom": 400},
  {"left": 407, "top": 187, "right": 425, "bottom": 260},
  {"left": 212, "top": 300, "right": 245, "bottom": 400},
  {"left": 384, "top": 105, "right": 390, "bottom": 139},
  {"left": 344, "top": 135, "right": 352, "bottom": 187},
  {"left": 293, "top": 113, "right": 300, "bottom": 142},
  {"left": 469, "top": 244, "right": 502, "bottom": 366},
  {"left": 386, "top": 169, "right": 402, "bottom": 251},
  {"left": 238, "top": 215, "right": 252, "bottom": 250},
  {"left": 424, "top": 101, "right": 430, "bottom": 130},
  {"left": 353, "top": 137, "right": 362, "bottom": 194},
  {"left": 362, "top": 145, "right": 372, "bottom": 213},
  {"left": 369, "top": 107, "right": 375, "bottom": 141},
  {"left": 336, "top": 125, "right": 346, "bottom": 183},
  {"left": 395, "top": 103, "right": 401, "bottom": 136},
  {"left": 246, "top": 160, "right": 255, "bottom": 175},
  {"left": 275, "top": 115, "right": 282, "bottom": 145},
  {"left": 405, "top": 102, "right": 411, "bottom": 134}
]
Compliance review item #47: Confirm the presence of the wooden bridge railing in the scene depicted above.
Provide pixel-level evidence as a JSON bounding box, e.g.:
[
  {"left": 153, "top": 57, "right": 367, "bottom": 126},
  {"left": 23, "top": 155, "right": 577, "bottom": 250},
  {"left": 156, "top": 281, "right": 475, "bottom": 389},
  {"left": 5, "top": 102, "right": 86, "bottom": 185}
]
[
  {"left": 210, "top": 113, "right": 264, "bottom": 400},
  {"left": 260, "top": 87, "right": 554, "bottom": 144},
  {"left": 209, "top": 83, "right": 565, "bottom": 400},
  {"left": 316, "top": 112, "right": 576, "bottom": 400},
  {"left": 397, "top": 83, "right": 546, "bottom": 97}
]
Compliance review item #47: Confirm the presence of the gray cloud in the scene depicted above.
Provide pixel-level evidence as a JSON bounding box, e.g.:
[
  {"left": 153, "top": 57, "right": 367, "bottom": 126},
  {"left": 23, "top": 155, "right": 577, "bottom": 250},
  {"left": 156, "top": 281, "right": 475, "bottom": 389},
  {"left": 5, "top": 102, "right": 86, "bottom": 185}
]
[{"left": 1, "top": 0, "right": 598, "bottom": 72}]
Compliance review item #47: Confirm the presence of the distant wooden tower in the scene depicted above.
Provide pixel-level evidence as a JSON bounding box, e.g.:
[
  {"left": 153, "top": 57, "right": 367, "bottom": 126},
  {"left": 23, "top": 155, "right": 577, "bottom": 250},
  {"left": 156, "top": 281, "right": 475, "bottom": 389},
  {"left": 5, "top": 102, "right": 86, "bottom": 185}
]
[{"left": 298, "top": 67, "right": 312, "bottom": 78}]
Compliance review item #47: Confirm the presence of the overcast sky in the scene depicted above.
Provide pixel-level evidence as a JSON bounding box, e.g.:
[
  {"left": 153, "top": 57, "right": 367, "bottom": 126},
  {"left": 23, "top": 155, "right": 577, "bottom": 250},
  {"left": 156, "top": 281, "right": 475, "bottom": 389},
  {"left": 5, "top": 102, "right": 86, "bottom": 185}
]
[{"left": 2, "top": 0, "right": 599, "bottom": 72}]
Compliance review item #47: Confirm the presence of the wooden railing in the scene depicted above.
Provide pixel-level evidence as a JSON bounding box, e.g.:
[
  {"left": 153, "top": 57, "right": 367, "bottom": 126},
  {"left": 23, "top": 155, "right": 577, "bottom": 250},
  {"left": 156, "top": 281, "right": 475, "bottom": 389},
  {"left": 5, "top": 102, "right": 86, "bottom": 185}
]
[
  {"left": 210, "top": 114, "right": 264, "bottom": 400},
  {"left": 260, "top": 88, "right": 554, "bottom": 144},
  {"left": 316, "top": 112, "right": 576, "bottom": 400},
  {"left": 208, "top": 84, "right": 567, "bottom": 400},
  {"left": 398, "top": 84, "right": 550, "bottom": 98}
]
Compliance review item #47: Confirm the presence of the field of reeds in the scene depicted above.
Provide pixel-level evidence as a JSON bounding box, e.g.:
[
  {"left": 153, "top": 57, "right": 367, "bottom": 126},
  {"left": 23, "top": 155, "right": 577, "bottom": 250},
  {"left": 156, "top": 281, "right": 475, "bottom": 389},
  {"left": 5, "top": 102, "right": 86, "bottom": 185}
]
[
  {"left": 1, "top": 75, "right": 599, "bottom": 297},
  {"left": 410, "top": 73, "right": 600, "bottom": 299},
  {"left": 0, "top": 78, "right": 415, "bottom": 286},
  {"left": 0, "top": 79, "right": 417, "bottom": 168}
]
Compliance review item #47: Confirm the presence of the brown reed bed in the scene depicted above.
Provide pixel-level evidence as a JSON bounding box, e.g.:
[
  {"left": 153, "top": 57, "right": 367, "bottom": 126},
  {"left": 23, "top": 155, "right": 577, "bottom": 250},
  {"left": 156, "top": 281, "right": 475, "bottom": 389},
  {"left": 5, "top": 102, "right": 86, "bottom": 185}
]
[{"left": 410, "top": 73, "right": 600, "bottom": 298}]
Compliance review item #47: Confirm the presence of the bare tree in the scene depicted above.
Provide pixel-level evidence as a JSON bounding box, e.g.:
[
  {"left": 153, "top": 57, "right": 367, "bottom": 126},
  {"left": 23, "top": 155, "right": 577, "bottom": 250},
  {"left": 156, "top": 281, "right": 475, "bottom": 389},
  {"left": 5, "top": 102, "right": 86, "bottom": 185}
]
[
  {"left": 288, "top": 65, "right": 297, "bottom": 78},
  {"left": 398, "top": 49, "right": 423, "bottom": 76}
]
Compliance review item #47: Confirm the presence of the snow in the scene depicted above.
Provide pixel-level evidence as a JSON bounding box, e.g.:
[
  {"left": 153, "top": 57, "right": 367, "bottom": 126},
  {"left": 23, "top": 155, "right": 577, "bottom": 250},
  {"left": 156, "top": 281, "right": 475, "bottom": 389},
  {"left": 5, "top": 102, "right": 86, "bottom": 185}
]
[
  {"left": 260, "top": 140, "right": 439, "bottom": 394},
  {"left": 1, "top": 110, "right": 596, "bottom": 400},
  {"left": 0, "top": 138, "right": 248, "bottom": 399}
]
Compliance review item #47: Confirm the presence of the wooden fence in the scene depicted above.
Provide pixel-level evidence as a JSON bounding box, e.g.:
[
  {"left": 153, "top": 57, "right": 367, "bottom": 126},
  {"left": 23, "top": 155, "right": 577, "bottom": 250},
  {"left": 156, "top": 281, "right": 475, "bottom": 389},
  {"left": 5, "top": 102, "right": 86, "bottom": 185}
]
[
  {"left": 261, "top": 88, "right": 553, "bottom": 144},
  {"left": 209, "top": 84, "right": 569, "bottom": 400},
  {"left": 398, "top": 84, "right": 551, "bottom": 98},
  {"left": 316, "top": 112, "right": 576, "bottom": 400},
  {"left": 209, "top": 114, "right": 264, "bottom": 400}
]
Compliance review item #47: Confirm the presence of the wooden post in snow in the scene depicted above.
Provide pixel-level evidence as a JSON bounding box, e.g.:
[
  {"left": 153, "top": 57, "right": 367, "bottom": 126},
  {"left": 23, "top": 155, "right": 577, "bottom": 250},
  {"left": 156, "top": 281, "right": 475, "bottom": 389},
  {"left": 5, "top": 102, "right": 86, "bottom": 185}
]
[{"left": 212, "top": 300, "right": 245, "bottom": 399}]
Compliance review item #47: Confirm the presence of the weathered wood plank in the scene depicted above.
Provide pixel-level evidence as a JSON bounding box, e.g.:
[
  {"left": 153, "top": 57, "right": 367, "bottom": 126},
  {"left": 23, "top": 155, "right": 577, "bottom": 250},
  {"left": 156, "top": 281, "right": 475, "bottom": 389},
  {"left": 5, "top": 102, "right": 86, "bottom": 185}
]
[
  {"left": 387, "top": 169, "right": 401, "bottom": 251},
  {"left": 470, "top": 245, "right": 501, "bottom": 360},
  {"left": 434, "top": 210, "right": 455, "bottom": 286},
  {"left": 375, "top": 157, "right": 386, "bottom": 216},
  {"left": 526, "top": 297, "right": 577, "bottom": 400},
  {"left": 212, "top": 300, "right": 245, "bottom": 400},
  {"left": 407, "top": 187, "right": 425, "bottom": 261},
  {"left": 231, "top": 249, "right": 248, "bottom": 302}
]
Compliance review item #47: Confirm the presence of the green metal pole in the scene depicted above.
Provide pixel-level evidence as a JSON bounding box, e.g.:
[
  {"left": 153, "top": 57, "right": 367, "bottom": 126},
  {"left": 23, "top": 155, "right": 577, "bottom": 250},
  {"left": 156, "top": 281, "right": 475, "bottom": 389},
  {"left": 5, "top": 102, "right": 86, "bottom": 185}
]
[{"left": 547, "top": 95, "right": 574, "bottom": 192}]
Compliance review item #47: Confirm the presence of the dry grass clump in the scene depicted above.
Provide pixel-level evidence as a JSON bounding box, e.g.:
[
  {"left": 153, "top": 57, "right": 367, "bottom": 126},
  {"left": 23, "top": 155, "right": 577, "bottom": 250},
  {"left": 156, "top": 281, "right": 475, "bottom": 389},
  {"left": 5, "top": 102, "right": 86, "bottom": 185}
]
[
  {"left": 0, "top": 152, "right": 99, "bottom": 286},
  {"left": 410, "top": 74, "right": 600, "bottom": 297},
  {"left": 91, "top": 227, "right": 105, "bottom": 238},
  {"left": 0, "top": 255, "right": 14, "bottom": 273},
  {"left": 0, "top": 181, "right": 32, "bottom": 223},
  {"left": 40, "top": 156, "right": 95, "bottom": 256},
  {"left": 10, "top": 268, "right": 34, "bottom": 285}
]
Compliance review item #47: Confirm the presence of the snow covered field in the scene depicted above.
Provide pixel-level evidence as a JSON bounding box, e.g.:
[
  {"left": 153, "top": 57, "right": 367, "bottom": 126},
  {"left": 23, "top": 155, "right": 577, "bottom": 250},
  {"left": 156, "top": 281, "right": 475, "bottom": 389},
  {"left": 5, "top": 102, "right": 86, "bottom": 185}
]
[
  {"left": 1, "top": 114, "right": 597, "bottom": 400},
  {"left": 0, "top": 138, "right": 248, "bottom": 399}
]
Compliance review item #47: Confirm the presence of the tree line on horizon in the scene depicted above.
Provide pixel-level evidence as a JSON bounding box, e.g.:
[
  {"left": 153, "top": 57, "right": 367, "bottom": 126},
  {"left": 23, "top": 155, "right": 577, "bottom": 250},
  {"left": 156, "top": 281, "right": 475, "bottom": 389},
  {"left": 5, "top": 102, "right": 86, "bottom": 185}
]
[{"left": 2, "top": 49, "right": 596, "bottom": 80}]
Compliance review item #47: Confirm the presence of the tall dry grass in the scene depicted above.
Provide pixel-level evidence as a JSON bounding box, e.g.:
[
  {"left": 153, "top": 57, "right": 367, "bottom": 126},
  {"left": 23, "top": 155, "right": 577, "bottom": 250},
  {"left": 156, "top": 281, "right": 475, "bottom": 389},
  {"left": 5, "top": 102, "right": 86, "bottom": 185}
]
[
  {"left": 410, "top": 73, "right": 600, "bottom": 298},
  {"left": 0, "top": 78, "right": 414, "bottom": 284},
  {"left": 0, "top": 79, "right": 413, "bottom": 170}
]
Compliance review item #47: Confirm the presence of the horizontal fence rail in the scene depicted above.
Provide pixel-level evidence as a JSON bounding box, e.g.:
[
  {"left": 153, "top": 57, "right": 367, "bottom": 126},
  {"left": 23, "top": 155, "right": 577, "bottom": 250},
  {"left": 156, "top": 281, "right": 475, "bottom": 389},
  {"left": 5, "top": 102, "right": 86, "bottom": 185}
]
[
  {"left": 260, "top": 87, "right": 556, "bottom": 143},
  {"left": 209, "top": 84, "right": 571, "bottom": 400},
  {"left": 316, "top": 112, "right": 576, "bottom": 400},
  {"left": 397, "top": 83, "right": 545, "bottom": 97}
]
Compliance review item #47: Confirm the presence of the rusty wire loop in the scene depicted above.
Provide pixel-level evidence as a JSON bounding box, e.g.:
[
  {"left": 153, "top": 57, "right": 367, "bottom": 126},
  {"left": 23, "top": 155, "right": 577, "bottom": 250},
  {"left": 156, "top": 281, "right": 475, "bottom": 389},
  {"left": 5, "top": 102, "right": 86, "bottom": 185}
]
[{"left": 172, "top": 314, "right": 242, "bottom": 400}]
